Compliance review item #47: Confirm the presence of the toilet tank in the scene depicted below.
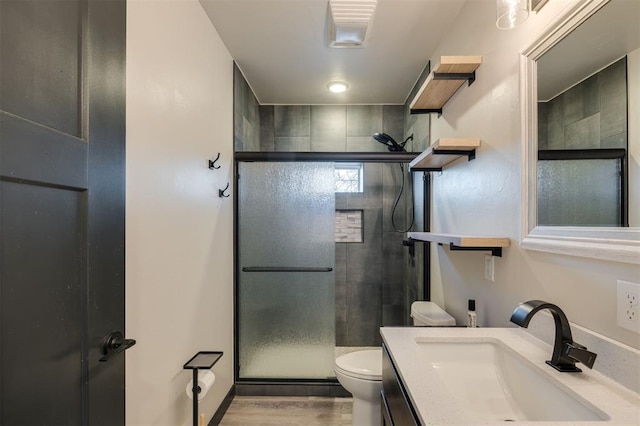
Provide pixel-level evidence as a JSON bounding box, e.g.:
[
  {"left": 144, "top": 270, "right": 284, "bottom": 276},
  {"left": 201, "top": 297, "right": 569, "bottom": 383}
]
[{"left": 411, "top": 301, "right": 456, "bottom": 326}]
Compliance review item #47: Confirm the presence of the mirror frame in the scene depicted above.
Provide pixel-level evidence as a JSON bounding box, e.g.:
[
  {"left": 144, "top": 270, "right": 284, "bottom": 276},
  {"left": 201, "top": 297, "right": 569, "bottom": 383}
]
[{"left": 520, "top": 0, "right": 640, "bottom": 264}]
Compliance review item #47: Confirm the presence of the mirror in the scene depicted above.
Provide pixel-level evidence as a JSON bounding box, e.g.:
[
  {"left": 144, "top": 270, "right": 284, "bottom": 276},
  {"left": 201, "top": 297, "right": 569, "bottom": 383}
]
[{"left": 521, "top": 0, "right": 640, "bottom": 263}]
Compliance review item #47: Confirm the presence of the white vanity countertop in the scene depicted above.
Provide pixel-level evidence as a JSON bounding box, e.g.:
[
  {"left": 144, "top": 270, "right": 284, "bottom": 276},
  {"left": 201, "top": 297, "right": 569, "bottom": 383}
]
[{"left": 380, "top": 327, "right": 640, "bottom": 425}]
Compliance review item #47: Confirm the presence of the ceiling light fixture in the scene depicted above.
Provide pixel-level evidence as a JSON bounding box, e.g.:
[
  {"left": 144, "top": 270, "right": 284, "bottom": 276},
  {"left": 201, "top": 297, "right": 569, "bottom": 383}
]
[
  {"left": 496, "top": 0, "right": 529, "bottom": 30},
  {"left": 328, "top": 81, "right": 349, "bottom": 93},
  {"left": 328, "top": 0, "right": 377, "bottom": 48}
]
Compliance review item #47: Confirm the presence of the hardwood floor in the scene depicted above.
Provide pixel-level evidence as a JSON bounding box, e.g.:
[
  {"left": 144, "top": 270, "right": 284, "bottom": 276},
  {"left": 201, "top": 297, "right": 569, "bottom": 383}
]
[{"left": 218, "top": 396, "right": 353, "bottom": 425}]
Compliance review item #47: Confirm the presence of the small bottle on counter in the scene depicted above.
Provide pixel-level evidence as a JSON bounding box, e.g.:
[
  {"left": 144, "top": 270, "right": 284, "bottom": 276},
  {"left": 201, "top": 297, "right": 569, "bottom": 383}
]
[{"left": 467, "top": 299, "right": 477, "bottom": 327}]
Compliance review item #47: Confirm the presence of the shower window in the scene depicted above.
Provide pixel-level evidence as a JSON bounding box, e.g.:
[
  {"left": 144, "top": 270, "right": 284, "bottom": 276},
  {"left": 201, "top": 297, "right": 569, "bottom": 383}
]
[{"left": 334, "top": 163, "right": 363, "bottom": 193}]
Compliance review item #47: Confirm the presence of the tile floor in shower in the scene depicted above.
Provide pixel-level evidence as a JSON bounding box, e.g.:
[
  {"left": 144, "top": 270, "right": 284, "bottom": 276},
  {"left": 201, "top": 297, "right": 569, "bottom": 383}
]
[{"left": 220, "top": 347, "right": 378, "bottom": 425}]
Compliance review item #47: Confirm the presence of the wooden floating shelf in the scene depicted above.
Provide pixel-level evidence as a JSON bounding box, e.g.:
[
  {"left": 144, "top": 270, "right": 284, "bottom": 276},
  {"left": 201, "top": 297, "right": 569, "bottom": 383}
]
[
  {"left": 409, "top": 138, "right": 481, "bottom": 171},
  {"left": 408, "top": 232, "right": 510, "bottom": 247},
  {"left": 410, "top": 55, "right": 482, "bottom": 115},
  {"left": 408, "top": 232, "right": 510, "bottom": 257}
]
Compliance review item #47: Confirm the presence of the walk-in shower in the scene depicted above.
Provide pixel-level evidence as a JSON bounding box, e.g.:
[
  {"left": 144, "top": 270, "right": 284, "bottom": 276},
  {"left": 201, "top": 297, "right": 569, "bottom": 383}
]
[
  {"left": 234, "top": 151, "right": 425, "bottom": 394},
  {"left": 238, "top": 161, "right": 336, "bottom": 379}
]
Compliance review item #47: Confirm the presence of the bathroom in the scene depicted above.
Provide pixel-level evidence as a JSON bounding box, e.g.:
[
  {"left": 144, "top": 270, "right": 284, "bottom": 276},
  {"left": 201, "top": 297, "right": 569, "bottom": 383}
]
[
  {"left": 125, "top": 0, "right": 638, "bottom": 422},
  {"left": 1, "top": 0, "right": 638, "bottom": 424}
]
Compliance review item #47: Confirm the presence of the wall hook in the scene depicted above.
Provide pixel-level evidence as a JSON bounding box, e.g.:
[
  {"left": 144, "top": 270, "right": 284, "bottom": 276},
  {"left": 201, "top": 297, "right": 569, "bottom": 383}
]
[
  {"left": 208, "top": 153, "right": 221, "bottom": 170},
  {"left": 218, "top": 182, "right": 230, "bottom": 198}
]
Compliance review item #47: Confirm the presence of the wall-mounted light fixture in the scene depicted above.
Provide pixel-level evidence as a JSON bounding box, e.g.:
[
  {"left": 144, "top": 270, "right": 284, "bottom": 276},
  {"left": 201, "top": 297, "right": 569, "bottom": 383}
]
[
  {"left": 496, "top": 0, "right": 530, "bottom": 29},
  {"left": 327, "top": 81, "right": 349, "bottom": 93}
]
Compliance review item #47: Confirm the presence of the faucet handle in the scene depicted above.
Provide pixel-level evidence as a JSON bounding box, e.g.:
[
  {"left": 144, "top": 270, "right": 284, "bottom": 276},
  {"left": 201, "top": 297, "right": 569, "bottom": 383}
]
[{"left": 565, "top": 342, "right": 597, "bottom": 369}]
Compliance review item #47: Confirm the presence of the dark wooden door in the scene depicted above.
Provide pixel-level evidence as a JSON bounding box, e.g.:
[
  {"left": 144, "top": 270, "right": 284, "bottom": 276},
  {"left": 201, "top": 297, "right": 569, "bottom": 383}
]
[{"left": 0, "top": 0, "right": 127, "bottom": 424}]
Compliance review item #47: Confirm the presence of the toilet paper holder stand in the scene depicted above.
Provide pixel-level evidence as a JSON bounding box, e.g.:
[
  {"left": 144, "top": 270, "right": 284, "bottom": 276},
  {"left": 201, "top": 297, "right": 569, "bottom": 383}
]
[{"left": 184, "top": 351, "right": 223, "bottom": 426}]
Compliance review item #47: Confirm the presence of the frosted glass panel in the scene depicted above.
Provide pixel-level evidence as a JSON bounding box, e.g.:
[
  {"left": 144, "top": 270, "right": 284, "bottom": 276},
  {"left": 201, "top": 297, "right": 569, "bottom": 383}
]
[
  {"left": 238, "top": 162, "right": 335, "bottom": 379},
  {"left": 537, "top": 158, "right": 622, "bottom": 226}
]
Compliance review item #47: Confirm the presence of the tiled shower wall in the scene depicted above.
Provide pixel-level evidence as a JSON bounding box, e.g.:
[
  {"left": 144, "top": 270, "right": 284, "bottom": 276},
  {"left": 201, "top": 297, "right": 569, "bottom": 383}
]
[
  {"left": 234, "top": 64, "right": 260, "bottom": 152},
  {"left": 258, "top": 105, "right": 404, "bottom": 153},
  {"left": 538, "top": 57, "right": 627, "bottom": 150},
  {"left": 233, "top": 61, "right": 431, "bottom": 347}
]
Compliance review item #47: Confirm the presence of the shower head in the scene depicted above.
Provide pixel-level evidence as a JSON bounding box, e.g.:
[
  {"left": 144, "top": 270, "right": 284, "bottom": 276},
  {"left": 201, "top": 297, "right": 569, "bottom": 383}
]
[{"left": 372, "top": 132, "right": 405, "bottom": 152}]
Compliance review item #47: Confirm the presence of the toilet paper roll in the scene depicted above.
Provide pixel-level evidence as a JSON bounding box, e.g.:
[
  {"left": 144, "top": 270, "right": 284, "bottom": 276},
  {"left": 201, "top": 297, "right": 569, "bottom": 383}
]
[{"left": 186, "top": 370, "right": 215, "bottom": 401}]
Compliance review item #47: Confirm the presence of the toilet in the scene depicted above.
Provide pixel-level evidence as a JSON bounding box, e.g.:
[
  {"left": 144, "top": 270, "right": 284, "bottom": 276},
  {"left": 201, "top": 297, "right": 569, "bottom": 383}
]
[
  {"left": 334, "top": 349, "right": 382, "bottom": 425},
  {"left": 410, "top": 301, "right": 456, "bottom": 327},
  {"left": 335, "top": 302, "right": 455, "bottom": 425}
]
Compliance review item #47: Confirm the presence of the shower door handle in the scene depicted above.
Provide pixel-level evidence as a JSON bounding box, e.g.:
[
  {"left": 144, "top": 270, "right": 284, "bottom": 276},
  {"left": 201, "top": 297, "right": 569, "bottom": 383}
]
[
  {"left": 242, "top": 266, "right": 333, "bottom": 272},
  {"left": 99, "top": 331, "right": 136, "bottom": 362}
]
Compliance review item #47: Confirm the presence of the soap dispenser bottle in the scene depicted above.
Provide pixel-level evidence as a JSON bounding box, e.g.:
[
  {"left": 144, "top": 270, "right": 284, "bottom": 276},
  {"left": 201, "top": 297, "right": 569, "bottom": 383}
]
[{"left": 467, "top": 299, "right": 477, "bottom": 327}]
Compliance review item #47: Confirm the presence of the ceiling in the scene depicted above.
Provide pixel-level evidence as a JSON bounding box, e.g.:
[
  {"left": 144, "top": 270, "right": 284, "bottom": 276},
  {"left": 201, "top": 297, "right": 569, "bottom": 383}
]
[
  {"left": 537, "top": 0, "right": 640, "bottom": 101},
  {"left": 199, "top": 0, "right": 466, "bottom": 105}
]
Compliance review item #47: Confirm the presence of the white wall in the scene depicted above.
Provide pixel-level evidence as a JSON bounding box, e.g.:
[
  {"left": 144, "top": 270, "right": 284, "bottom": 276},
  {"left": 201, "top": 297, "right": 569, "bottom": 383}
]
[
  {"left": 126, "top": 1, "right": 234, "bottom": 424},
  {"left": 629, "top": 47, "right": 639, "bottom": 227},
  {"left": 428, "top": 0, "right": 640, "bottom": 349}
]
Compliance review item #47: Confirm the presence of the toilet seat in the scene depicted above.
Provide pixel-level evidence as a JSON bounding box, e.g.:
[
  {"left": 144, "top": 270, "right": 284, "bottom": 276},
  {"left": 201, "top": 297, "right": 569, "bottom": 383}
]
[{"left": 335, "top": 349, "right": 382, "bottom": 381}]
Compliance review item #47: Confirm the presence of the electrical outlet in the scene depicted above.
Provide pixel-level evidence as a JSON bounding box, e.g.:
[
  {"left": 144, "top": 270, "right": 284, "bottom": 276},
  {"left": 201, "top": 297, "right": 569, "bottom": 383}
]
[
  {"left": 484, "top": 255, "right": 494, "bottom": 282},
  {"left": 617, "top": 280, "right": 640, "bottom": 333}
]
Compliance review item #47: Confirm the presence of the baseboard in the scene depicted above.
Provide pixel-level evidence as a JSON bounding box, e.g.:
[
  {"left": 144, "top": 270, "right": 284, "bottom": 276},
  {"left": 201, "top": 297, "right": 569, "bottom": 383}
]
[{"left": 209, "top": 385, "right": 236, "bottom": 426}]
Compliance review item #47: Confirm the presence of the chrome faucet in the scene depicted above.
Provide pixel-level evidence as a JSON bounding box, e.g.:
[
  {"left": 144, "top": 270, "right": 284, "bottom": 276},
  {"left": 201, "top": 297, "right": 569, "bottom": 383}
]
[{"left": 510, "top": 300, "right": 597, "bottom": 372}]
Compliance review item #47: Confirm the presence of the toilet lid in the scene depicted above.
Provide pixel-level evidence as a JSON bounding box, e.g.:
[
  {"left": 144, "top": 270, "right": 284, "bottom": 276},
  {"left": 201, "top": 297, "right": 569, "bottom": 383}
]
[
  {"left": 411, "top": 301, "right": 456, "bottom": 326},
  {"left": 335, "top": 349, "right": 382, "bottom": 380}
]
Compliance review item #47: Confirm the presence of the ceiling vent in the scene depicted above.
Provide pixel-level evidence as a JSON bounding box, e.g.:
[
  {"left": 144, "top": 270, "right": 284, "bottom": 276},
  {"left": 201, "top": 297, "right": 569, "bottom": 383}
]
[{"left": 328, "top": 0, "right": 377, "bottom": 48}]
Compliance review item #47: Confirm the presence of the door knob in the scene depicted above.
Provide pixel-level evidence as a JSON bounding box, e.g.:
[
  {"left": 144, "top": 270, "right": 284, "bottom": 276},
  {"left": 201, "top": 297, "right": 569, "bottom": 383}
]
[{"left": 99, "top": 331, "right": 136, "bottom": 362}]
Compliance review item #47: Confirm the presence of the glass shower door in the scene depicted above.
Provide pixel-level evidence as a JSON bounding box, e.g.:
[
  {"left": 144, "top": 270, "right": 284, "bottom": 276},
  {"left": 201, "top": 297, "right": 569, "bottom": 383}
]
[
  {"left": 537, "top": 157, "right": 624, "bottom": 226},
  {"left": 238, "top": 162, "right": 336, "bottom": 379}
]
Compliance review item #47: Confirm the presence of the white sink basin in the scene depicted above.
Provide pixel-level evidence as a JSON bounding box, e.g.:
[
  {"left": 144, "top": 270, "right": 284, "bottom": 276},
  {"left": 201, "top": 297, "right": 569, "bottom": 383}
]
[{"left": 415, "top": 337, "right": 609, "bottom": 422}]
